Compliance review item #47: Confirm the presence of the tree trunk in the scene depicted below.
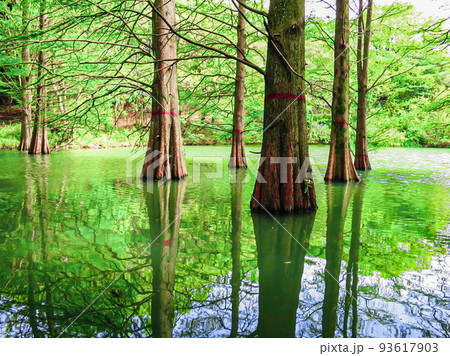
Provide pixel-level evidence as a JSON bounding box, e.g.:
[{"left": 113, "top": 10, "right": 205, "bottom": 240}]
[
  {"left": 142, "top": 0, "right": 187, "bottom": 180},
  {"left": 324, "top": 0, "right": 359, "bottom": 181},
  {"left": 253, "top": 211, "right": 315, "bottom": 337},
  {"left": 354, "top": 0, "right": 373, "bottom": 170},
  {"left": 28, "top": 0, "right": 50, "bottom": 155},
  {"left": 251, "top": 0, "right": 317, "bottom": 213},
  {"left": 322, "top": 183, "right": 354, "bottom": 338},
  {"left": 146, "top": 180, "right": 186, "bottom": 338},
  {"left": 229, "top": 0, "right": 247, "bottom": 169},
  {"left": 18, "top": 1, "right": 31, "bottom": 151}
]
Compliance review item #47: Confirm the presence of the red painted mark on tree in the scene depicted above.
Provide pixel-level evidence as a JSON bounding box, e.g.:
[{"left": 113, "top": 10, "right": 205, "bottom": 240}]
[
  {"left": 332, "top": 122, "right": 349, "bottom": 126},
  {"left": 265, "top": 93, "right": 306, "bottom": 103},
  {"left": 163, "top": 238, "right": 177, "bottom": 246},
  {"left": 355, "top": 154, "right": 368, "bottom": 157},
  {"left": 152, "top": 111, "right": 178, "bottom": 117},
  {"left": 333, "top": 114, "right": 348, "bottom": 125},
  {"left": 232, "top": 129, "right": 244, "bottom": 133}
]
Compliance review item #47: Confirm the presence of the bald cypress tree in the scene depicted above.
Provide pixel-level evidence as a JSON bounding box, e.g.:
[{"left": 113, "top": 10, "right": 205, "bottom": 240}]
[
  {"left": 251, "top": 0, "right": 317, "bottom": 213},
  {"left": 324, "top": 0, "right": 359, "bottom": 182},
  {"left": 229, "top": 0, "right": 247, "bottom": 169},
  {"left": 142, "top": 0, "right": 187, "bottom": 181}
]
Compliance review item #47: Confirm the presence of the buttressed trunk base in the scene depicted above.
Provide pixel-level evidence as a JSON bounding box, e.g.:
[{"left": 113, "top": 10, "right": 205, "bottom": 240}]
[{"left": 251, "top": 0, "right": 317, "bottom": 213}]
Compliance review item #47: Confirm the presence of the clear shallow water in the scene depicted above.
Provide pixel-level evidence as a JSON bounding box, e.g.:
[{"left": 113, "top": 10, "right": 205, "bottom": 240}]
[{"left": 0, "top": 146, "right": 448, "bottom": 338}]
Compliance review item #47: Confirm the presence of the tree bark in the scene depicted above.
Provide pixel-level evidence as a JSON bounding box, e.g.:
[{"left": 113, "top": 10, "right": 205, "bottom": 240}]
[
  {"left": 322, "top": 183, "right": 354, "bottom": 338},
  {"left": 229, "top": 0, "right": 247, "bottom": 169},
  {"left": 142, "top": 0, "right": 187, "bottom": 180},
  {"left": 251, "top": 0, "right": 317, "bottom": 213},
  {"left": 354, "top": 0, "right": 373, "bottom": 170},
  {"left": 324, "top": 0, "right": 359, "bottom": 181},
  {"left": 28, "top": 0, "right": 50, "bottom": 155},
  {"left": 18, "top": 0, "right": 32, "bottom": 151},
  {"left": 253, "top": 211, "right": 315, "bottom": 337}
]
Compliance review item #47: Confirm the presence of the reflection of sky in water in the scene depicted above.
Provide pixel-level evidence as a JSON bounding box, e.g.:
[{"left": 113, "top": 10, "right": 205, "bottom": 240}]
[{"left": 171, "top": 252, "right": 450, "bottom": 338}]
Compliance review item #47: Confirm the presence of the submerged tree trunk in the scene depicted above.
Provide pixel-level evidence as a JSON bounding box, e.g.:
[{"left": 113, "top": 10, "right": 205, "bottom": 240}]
[
  {"left": 28, "top": 0, "right": 50, "bottom": 155},
  {"left": 324, "top": 0, "right": 359, "bottom": 181},
  {"left": 142, "top": 0, "right": 187, "bottom": 180},
  {"left": 253, "top": 212, "right": 315, "bottom": 337},
  {"left": 251, "top": 0, "right": 317, "bottom": 213},
  {"left": 229, "top": 0, "right": 247, "bottom": 169},
  {"left": 18, "top": 1, "right": 31, "bottom": 151},
  {"left": 355, "top": 0, "right": 373, "bottom": 170},
  {"left": 322, "top": 183, "right": 354, "bottom": 338},
  {"left": 146, "top": 180, "right": 186, "bottom": 338}
]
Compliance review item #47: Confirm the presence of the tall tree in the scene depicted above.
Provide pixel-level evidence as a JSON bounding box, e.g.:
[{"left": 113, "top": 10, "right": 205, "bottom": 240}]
[
  {"left": 251, "top": 0, "right": 317, "bottom": 213},
  {"left": 18, "top": 0, "right": 32, "bottom": 151},
  {"left": 229, "top": 0, "right": 247, "bottom": 169},
  {"left": 324, "top": 0, "right": 359, "bottom": 181},
  {"left": 354, "top": 0, "right": 373, "bottom": 170},
  {"left": 28, "top": 0, "right": 50, "bottom": 155},
  {"left": 142, "top": 0, "right": 187, "bottom": 180}
]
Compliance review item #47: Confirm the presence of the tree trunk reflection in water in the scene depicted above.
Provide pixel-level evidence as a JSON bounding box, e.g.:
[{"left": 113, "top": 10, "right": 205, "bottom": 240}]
[
  {"left": 322, "top": 183, "right": 355, "bottom": 338},
  {"left": 252, "top": 212, "right": 316, "bottom": 337},
  {"left": 145, "top": 180, "right": 186, "bottom": 338},
  {"left": 230, "top": 170, "right": 246, "bottom": 337},
  {"left": 343, "top": 183, "right": 365, "bottom": 338}
]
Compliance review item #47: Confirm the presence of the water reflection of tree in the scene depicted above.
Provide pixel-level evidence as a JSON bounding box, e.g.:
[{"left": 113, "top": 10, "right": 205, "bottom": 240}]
[
  {"left": 229, "top": 170, "right": 245, "bottom": 337},
  {"left": 343, "top": 184, "right": 365, "bottom": 338},
  {"left": 322, "top": 183, "right": 355, "bottom": 338},
  {"left": 252, "top": 212, "right": 316, "bottom": 337},
  {"left": 145, "top": 180, "right": 186, "bottom": 338}
]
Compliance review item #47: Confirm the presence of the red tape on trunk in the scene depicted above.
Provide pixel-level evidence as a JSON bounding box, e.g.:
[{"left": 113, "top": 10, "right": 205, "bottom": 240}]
[
  {"left": 332, "top": 122, "right": 349, "bottom": 126},
  {"left": 265, "top": 93, "right": 306, "bottom": 103},
  {"left": 355, "top": 154, "right": 368, "bottom": 157},
  {"left": 152, "top": 111, "right": 178, "bottom": 117},
  {"left": 232, "top": 129, "right": 244, "bottom": 133}
]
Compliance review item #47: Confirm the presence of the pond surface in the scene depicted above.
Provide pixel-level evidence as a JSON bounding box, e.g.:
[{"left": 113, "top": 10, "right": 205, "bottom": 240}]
[{"left": 0, "top": 146, "right": 449, "bottom": 338}]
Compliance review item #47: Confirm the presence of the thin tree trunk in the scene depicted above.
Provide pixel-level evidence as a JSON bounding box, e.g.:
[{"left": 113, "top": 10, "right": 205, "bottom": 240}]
[
  {"left": 355, "top": 0, "right": 373, "bottom": 170},
  {"left": 324, "top": 0, "right": 359, "bottom": 181},
  {"left": 322, "top": 183, "right": 354, "bottom": 338},
  {"left": 142, "top": 0, "right": 187, "bottom": 180},
  {"left": 18, "top": 0, "right": 32, "bottom": 151},
  {"left": 251, "top": 0, "right": 317, "bottom": 213},
  {"left": 28, "top": 0, "right": 50, "bottom": 155},
  {"left": 229, "top": 0, "right": 247, "bottom": 168}
]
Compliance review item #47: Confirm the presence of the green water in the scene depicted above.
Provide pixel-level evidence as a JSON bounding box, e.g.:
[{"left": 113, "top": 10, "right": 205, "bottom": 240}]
[{"left": 0, "top": 146, "right": 448, "bottom": 338}]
